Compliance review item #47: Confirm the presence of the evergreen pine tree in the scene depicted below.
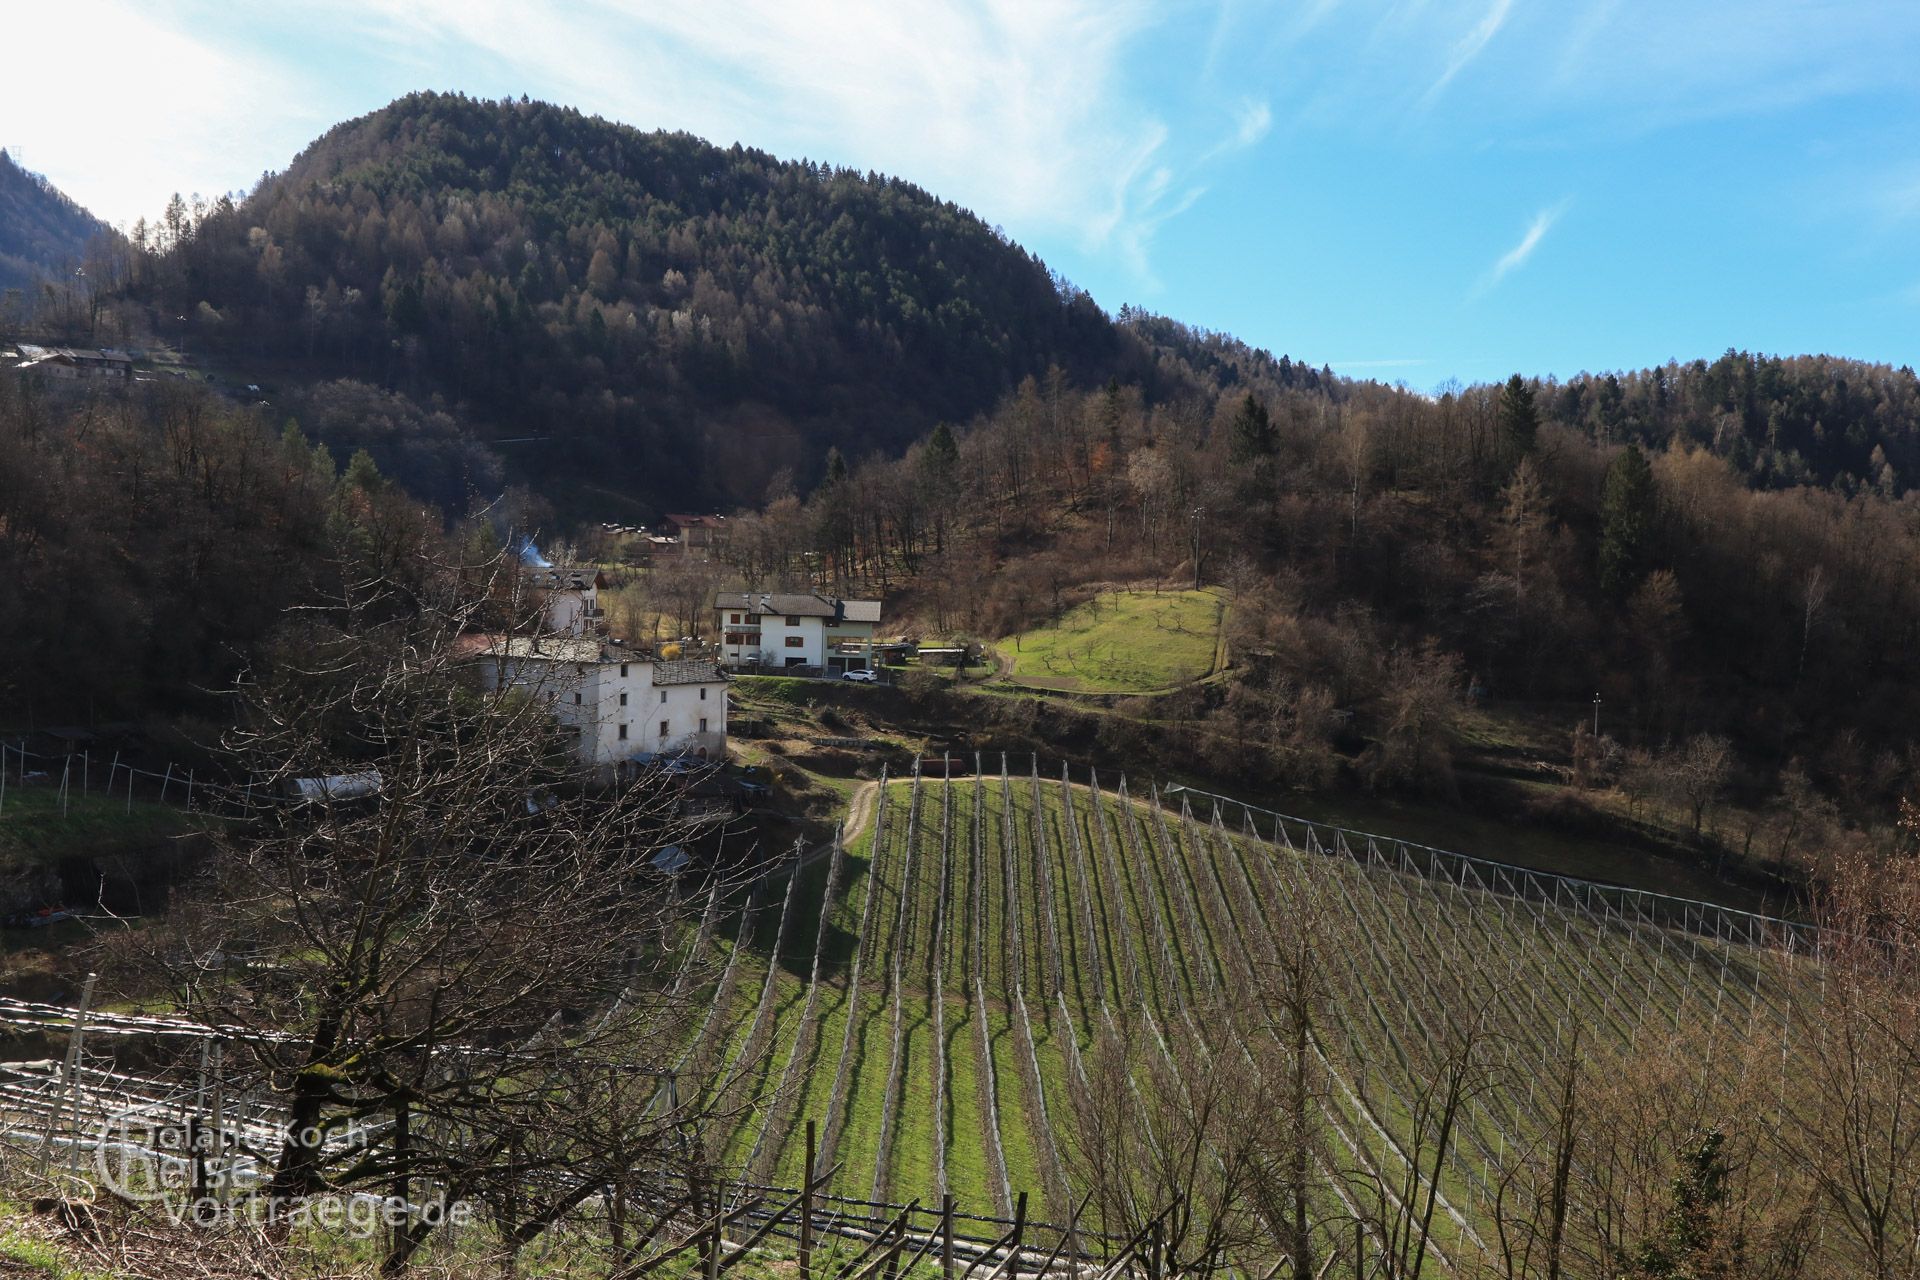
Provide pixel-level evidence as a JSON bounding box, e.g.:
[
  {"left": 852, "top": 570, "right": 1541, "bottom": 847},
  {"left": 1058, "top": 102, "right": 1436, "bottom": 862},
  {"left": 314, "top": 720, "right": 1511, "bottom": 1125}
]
[
  {"left": 1228, "top": 393, "right": 1275, "bottom": 463},
  {"left": 1599, "top": 443, "right": 1656, "bottom": 596},
  {"left": 1499, "top": 373, "right": 1540, "bottom": 457},
  {"left": 920, "top": 422, "right": 958, "bottom": 481}
]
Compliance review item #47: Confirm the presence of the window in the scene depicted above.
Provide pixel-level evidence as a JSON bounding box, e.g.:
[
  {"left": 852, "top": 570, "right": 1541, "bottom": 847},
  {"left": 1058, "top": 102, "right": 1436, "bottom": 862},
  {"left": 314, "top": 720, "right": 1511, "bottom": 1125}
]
[
  {"left": 786, "top": 616, "right": 800, "bottom": 626},
  {"left": 784, "top": 636, "right": 804, "bottom": 648},
  {"left": 730, "top": 613, "right": 742, "bottom": 624},
  {"left": 619, "top": 692, "right": 628, "bottom": 707},
  {"left": 619, "top": 663, "right": 629, "bottom": 677},
  {"left": 700, "top": 687, "right": 707, "bottom": 700},
  {"left": 659, "top": 720, "right": 670, "bottom": 738},
  {"left": 573, "top": 692, "right": 582, "bottom": 704},
  {"left": 659, "top": 689, "right": 667, "bottom": 703},
  {"left": 699, "top": 718, "right": 708, "bottom": 733},
  {"left": 617, "top": 724, "right": 628, "bottom": 740}
]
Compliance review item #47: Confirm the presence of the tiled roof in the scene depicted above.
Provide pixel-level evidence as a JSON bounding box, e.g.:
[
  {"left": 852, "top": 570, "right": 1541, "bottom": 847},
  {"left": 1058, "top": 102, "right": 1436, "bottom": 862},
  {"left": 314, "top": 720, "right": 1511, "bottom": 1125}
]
[
  {"left": 713, "top": 591, "right": 882, "bottom": 621},
  {"left": 525, "top": 567, "right": 603, "bottom": 591},
  {"left": 470, "top": 635, "right": 609, "bottom": 663},
  {"left": 653, "top": 659, "right": 727, "bottom": 686}
]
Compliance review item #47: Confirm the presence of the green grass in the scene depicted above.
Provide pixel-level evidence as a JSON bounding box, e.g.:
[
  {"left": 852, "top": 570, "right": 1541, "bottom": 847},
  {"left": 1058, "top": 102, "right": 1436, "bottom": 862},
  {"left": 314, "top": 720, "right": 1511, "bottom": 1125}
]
[
  {"left": 0, "top": 1221, "right": 108, "bottom": 1280},
  {"left": 677, "top": 765, "right": 1814, "bottom": 1267},
  {"left": 1000, "top": 588, "right": 1227, "bottom": 693},
  {"left": 0, "top": 786, "right": 191, "bottom": 869}
]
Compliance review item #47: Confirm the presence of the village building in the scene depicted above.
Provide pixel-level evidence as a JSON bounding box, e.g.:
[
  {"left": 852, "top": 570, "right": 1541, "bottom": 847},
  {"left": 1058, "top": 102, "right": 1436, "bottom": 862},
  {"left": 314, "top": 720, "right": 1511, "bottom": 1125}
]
[
  {"left": 11, "top": 345, "right": 134, "bottom": 382},
  {"left": 522, "top": 566, "right": 605, "bottom": 636},
  {"left": 713, "top": 591, "right": 882, "bottom": 673},
  {"left": 662, "top": 513, "right": 728, "bottom": 558},
  {"left": 468, "top": 636, "right": 729, "bottom": 775}
]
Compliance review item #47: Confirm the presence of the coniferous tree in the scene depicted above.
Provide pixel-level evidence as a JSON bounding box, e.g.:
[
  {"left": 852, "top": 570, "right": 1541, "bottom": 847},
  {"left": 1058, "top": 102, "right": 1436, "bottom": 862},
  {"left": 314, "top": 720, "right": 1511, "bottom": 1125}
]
[
  {"left": 823, "top": 446, "right": 849, "bottom": 488},
  {"left": 921, "top": 422, "right": 959, "bottom": 477},
  {"left": 1228, "top": 393, "right": 1275, "bottom": 463},
  {"left": 1499, "top": 373, "right": 1540, "bottom": 459},
  {"left": 1599, "top": 443, "right": 1656, "bottom": 596}
]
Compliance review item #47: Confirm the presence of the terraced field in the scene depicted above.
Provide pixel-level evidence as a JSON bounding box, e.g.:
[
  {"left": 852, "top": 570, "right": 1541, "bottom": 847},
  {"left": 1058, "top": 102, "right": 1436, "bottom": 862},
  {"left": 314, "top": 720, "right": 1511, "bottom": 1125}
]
[
  {"left": 678, "top": 759, "right": 1820, "bottom": 1274},
  {"left": 1000, "top": 588, "right": 1227, "bottom": 692}
]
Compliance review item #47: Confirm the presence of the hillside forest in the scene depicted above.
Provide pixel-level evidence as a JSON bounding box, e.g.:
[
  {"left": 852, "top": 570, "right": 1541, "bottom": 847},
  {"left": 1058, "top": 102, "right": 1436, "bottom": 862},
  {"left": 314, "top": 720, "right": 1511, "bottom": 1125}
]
[
  {"left": 697, "top": 366, "right": 1920, "bottom": 883},
  {"left": 5, "top": 91, "right": 1920, "bottom": 899}
]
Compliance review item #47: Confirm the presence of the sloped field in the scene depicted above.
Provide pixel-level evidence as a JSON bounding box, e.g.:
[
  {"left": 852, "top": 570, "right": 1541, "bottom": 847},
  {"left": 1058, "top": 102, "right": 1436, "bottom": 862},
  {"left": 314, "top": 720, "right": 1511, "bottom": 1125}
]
[{"left": 678, "top": 760, "right": 1819, "bottom": 1274}]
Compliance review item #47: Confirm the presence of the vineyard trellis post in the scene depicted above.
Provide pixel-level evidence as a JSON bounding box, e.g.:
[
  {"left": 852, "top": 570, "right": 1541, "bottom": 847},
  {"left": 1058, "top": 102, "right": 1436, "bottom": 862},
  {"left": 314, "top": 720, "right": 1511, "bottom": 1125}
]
[
  {"left": 36, "top": 970, "right": 96, "bottom": 1176},
  {"left": 840, "top": 1200, "right": 919, "bottom": 1280},
  {"left": 801, "top": 1120, "right": 817, "bottom": 1280},
  {"left": 942, "top": 1193, "right": 957, "bottom": 1280}
]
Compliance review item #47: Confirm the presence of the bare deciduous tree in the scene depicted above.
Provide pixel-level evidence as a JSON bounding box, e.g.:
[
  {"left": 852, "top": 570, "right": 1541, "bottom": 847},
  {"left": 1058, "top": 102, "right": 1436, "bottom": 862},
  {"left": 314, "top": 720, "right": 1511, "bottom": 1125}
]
[{"left": 96, "top": 565, "right": 750, "bottom": 1273}]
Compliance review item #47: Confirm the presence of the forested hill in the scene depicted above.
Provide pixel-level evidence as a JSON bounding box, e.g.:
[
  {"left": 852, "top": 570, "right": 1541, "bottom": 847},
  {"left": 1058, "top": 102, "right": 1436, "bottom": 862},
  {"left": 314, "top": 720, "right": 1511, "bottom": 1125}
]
[
  {"left": 1539, "top": 353, "right": 1920, "bottom": 497},
  {"left": 118, "top": 91, "right": 1919, "bottom": 516},
  {"left": 0, "top": 150, "right": 109, "bottom": 294},
  {"left": 126, "top": 91, "right": 1316, "bottom": 515}
]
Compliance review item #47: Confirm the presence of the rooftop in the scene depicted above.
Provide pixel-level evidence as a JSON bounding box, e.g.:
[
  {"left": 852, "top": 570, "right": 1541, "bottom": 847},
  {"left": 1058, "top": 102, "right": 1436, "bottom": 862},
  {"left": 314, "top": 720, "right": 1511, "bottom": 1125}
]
[
  {"left": 653, "top": 658, "right": 728, "bottom": 686},
  {"left": 460, "top": 636, "right": 728, "bottom": 684},
  {"left": 467, "top": 635, "right": 610, "bottom": 664},
  {"left": 15, "top": 344, "right": 132, "bottom": 363},
  {"left": 714, "top": 591, "right": 882, "bottom": 622},
  {"left": 525, "top": 567, "right": 604, "bottom": 591}
]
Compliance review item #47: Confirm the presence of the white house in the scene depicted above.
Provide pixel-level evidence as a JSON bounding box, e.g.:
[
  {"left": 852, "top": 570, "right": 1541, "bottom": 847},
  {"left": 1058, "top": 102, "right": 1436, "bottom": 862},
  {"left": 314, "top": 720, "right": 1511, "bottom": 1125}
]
[
  {"left": 524, "top": 567, "right": 605, "bottom": 636},
  {"left": 468, "top": 636, "right": 729, "bottom": 775},
  {"left": 12, "top": 345, "right": 134, "bottom": 382},
  {"left": 713, "top": 592, "right": 882, "bottom": 672}
]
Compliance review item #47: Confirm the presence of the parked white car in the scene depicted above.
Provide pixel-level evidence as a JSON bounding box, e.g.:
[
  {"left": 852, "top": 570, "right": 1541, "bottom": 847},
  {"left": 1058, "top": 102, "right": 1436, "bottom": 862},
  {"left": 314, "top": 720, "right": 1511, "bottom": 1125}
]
[{"left": 841, "top": 669, "right": 879, "bottom": 683}]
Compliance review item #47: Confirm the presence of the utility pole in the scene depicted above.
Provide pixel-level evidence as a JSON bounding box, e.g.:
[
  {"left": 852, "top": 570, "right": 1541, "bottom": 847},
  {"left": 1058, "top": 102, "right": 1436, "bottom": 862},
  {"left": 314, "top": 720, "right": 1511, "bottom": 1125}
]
[{"left": 1592, "top": 692, "right": 1601, "bottom": 737}]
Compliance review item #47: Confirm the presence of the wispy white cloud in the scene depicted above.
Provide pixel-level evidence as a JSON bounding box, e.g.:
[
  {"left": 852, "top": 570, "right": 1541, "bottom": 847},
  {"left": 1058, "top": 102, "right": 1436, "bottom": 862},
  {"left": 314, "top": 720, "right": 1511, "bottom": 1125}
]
[
  {"left": 1230, "top": 98, "right": 1274, "bottom": 148},
  {"left": 1197, "top": 97, "right": 1273, "bottom": 165},
  {"left": 1471, "top": 199, "right": 1568, "bottom": 297},
  {"left": 1418, "top": 0, "right": 1515, "bottom": 109},
  {"left": 4, "top": 0, "right": 1251, "bottom": 284},
  {"left": 1266, "top": 1, "right": 1920, "bottom": 137}
]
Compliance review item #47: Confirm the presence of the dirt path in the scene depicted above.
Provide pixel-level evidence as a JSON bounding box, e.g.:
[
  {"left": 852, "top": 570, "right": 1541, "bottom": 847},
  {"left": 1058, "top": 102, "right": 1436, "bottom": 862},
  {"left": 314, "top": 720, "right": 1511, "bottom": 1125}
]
[{"left": 840, "top": 780, "right": 880, "bottom": 848}]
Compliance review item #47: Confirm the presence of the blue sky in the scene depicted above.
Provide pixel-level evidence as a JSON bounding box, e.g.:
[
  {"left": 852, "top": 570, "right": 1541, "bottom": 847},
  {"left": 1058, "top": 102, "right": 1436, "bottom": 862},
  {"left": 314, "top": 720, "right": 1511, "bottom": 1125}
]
[{"left": 3, "top": 0, "right": 1916, "bottom": 388}]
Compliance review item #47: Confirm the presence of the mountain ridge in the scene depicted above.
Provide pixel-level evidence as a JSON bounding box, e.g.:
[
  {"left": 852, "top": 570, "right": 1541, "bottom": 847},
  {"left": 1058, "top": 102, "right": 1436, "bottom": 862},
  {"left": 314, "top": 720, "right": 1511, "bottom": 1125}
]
[
  {"left": 126, "top": 91, "right": 1317, "bottom": 515},
  {"left": 0, "top": 149, "right": 111, "bottom": 298}
]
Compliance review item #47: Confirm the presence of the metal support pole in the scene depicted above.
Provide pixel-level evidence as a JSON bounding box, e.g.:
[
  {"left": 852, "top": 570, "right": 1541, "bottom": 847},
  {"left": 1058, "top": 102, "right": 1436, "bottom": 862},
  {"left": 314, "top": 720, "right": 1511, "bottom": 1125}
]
[
  {"left": 1008, "top": 1192, "right": 1026, "bottom": 1280},
  {"left": 40, "top": 972, "right": 96, "bottom": 1176},
  {"left": 942, "top": 1194, "right": 956, "bottom": 1280},
  {"left": 800, "top": 1120, "right": 816, "bottom": 1280}
]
